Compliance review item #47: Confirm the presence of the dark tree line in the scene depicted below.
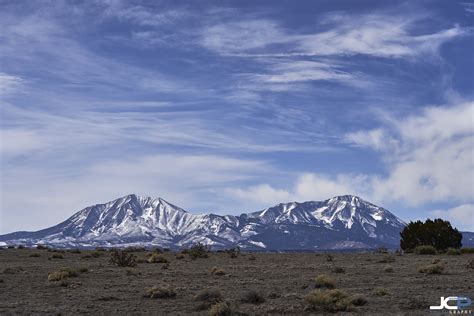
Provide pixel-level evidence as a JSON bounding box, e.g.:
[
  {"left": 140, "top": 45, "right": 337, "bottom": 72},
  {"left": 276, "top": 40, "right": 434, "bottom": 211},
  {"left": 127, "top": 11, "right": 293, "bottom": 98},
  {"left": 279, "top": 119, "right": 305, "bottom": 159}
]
[{"left": 400, "top": 218, "right": 462, "bottom": 251}]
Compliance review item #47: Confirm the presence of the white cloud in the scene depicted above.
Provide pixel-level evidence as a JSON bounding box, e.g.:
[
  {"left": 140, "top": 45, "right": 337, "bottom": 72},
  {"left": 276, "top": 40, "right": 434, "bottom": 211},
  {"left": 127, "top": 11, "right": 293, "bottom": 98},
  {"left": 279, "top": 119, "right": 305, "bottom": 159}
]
[
  {"left": 199, "top": 12, "right": 466, "bottom": 94},
  {"left": 294, "top": 173, "right": 369, "bottom": 201},
  {"left": 349, "top": 102, "right": 474, "bottom": 205},
  {"left": 431, "top": 204, "right": 474, "bottom": 231},
  {"left": 226, "top": 184, "right": 291, "bottom": 206},
  {"left": 202, "top": 20, "right": 287, "bottom": 55},
  {"left": 102, "top": 2, "right": 189, "bottom": 27},
  {"left": 463, "top": 2, "right": 474, "bottom": 14},
  {"left": 225, "top": 173, "right": 370, "bottom": 210},
  {"left": 251, "top": 60, "right": 355, "bottom": 86},
  {"left": 345, "top": 128, "right": 393, "bottom": 151},
  {"left": 201, "top": 14, "right": 466, "bottom": 58},
  {"left": 296, "top": 16, "right": 465, "bottom": 58},
  {"left": 227, "top": 102, "right": 474, "bottom": 209},
  {"left": 0, "top": 73, "right": 24, "bottom": 95},
  {"left": 0, "top": 129, "right": 46, "bottom": 155}
]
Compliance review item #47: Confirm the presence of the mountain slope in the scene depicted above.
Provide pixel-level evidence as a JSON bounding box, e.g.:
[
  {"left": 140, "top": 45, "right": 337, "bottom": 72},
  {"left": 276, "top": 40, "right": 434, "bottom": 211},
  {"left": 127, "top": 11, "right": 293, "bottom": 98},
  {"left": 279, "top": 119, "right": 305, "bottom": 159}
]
[{"left": 0, "top": 194, "right": 410, "bottom": 250}]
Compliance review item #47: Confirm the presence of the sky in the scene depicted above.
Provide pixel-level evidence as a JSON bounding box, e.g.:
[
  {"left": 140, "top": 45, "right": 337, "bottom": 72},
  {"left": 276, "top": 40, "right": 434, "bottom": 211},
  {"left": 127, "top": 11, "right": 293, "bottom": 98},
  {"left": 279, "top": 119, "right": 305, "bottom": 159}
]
[{"left": 0, "top": 0, "right": 473, "bottom": 234}]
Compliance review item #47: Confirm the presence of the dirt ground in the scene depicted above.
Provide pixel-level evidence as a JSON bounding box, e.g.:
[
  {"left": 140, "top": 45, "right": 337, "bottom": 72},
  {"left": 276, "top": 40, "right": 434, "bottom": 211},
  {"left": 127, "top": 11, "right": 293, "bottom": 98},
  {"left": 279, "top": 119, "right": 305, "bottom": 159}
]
[{"left": 0, "top": 248, "right": 472, "bottom": 315}]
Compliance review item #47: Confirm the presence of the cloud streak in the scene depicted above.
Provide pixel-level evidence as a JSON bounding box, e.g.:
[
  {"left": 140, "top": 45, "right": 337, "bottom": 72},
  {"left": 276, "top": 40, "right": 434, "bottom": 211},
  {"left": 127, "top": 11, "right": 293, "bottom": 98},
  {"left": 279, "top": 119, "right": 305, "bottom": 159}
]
[{"left": 200, "top": 13, "right": 467, "bottom": 58}]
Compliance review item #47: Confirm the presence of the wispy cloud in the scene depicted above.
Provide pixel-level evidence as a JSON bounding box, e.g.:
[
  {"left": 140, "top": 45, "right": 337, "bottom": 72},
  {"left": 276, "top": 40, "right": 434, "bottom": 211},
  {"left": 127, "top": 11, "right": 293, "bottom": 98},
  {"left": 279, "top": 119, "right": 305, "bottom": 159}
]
[
  {"left": 0, "top": 73, "right": 25, "bottom": 95},
  {"left": 200, "top": 13, "right": 467, "bottom": 58},
  {"left": 197, "top": 11, "right": 468, "bottom": 97},
  {"left": 461, "top": 2, "right": 474, "bottom": 14}
]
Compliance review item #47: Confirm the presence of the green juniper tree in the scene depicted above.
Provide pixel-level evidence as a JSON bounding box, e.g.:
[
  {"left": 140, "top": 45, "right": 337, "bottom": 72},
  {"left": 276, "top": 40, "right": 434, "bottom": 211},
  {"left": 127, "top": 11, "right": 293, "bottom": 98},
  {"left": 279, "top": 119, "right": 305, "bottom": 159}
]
[{"left": 400, "top": 218, "right": 462, "bottom": 251}]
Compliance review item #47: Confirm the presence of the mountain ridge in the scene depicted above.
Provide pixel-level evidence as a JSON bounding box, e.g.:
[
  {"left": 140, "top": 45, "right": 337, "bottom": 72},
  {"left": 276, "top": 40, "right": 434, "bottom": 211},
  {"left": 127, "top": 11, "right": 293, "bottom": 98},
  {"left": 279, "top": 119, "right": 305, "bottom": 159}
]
[{"left": 1, "top": 194, "right": 470, "bottom": 250}]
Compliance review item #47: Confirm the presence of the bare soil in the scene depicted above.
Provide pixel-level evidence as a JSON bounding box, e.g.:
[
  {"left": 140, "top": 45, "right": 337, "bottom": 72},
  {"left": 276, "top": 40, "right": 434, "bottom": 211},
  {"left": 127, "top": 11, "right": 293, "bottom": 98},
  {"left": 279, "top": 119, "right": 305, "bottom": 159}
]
[{"left": 0, "top": 248, "right": 472, "bottom": 315}]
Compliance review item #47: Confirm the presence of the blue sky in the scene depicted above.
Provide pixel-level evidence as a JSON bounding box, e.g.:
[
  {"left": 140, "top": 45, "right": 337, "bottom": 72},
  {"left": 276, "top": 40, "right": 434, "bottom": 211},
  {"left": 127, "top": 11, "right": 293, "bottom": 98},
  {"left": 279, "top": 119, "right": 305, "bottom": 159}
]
[{"left": 0, "top": 0, "right": 473, "bottom": 234}]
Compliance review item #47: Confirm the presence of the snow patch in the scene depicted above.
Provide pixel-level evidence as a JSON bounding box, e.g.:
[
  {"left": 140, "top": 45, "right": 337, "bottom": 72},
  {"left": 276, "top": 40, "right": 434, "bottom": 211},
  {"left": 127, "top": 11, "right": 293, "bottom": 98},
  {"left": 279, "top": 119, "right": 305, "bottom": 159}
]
[{"left": 248, "top": 240, "right": 266, "bottom": 248}]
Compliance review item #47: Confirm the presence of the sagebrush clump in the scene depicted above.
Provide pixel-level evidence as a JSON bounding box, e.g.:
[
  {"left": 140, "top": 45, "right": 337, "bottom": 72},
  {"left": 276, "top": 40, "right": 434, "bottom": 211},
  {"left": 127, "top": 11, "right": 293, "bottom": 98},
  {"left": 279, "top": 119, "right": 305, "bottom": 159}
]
[
  {"left": 418, "top": 263, "right": 445, "bottom": 274},
  {"left": 187, "top": 243, "right": 209, "bottom": 259},
  {"left": 147, "top": 253, "right": 169, "bottom": 264},
  {"left": 240, "top": 290, "right": 265, "bottom": 304},
  {"left": 109, "top": 250, "right": 137, "bottom": 267},
  {"left": 314, "top": 274, "right": 336, "bottom": 289},
  {"left": 126, "top": 268, "right": 141, "bottom": 276},
  {"left": 305, "top": 289, "right": 365, "bottom": 312},
  {"left": 144, "top": 286, "right": 176, "bottom": 299},
  {"left": 48, "top": 268, "right": 78, "bottom": 281},
  {"left": 194, "top": 289, "right": 223, "bottom": 310},
  {"left": 209, "top": 302, "right": 232, "bottom": 316},
  {"left": 446, "top": 248, "right": 461, "bottom": 255},
  {"left": 373, "top": 288, "right": 389, "bottom": 296},
  {"left": 211, "top": 266, "right": 226, "bottom": 276}
]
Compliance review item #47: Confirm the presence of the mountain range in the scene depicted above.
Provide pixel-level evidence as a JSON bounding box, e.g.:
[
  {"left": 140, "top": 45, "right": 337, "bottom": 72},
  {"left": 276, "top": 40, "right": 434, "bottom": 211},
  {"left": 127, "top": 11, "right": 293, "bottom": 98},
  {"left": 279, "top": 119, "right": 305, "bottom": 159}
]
[{"left": 1, "top": 194, "right": 472, "bottom": 250}]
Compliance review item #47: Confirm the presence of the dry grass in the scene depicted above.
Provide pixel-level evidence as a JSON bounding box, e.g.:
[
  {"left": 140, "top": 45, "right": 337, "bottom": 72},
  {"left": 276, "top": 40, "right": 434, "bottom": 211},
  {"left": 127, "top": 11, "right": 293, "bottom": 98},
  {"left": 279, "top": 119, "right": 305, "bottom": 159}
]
[
  {"left": 373, "top": 288, "right": 389, "bottom": 296},
  {"left": 209, "top": 301, "right": 232, "bottom": 316},
  {"left": 418, "top": 263, "right": 445, "bottom": 274},
  {"left": 143, "top": 286, "right": 176, "bottom": 299},
  {"left": 125, "top": 268, "right": 141, "bottom": 276},
  {"left": 48, "top": 268, "right": 78, "bottom": 281},
  {"left": 210, "top": 266, "right": 226, "bottom": 276},
  {"left": 147, "top": 253, "right": 169, "bottom": 264},
  {"left": 305, "top": 289, "right": 363, "bottom": 312},
  {"left": 314, "top": 274, "right": 336, "bottom": 289}
]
